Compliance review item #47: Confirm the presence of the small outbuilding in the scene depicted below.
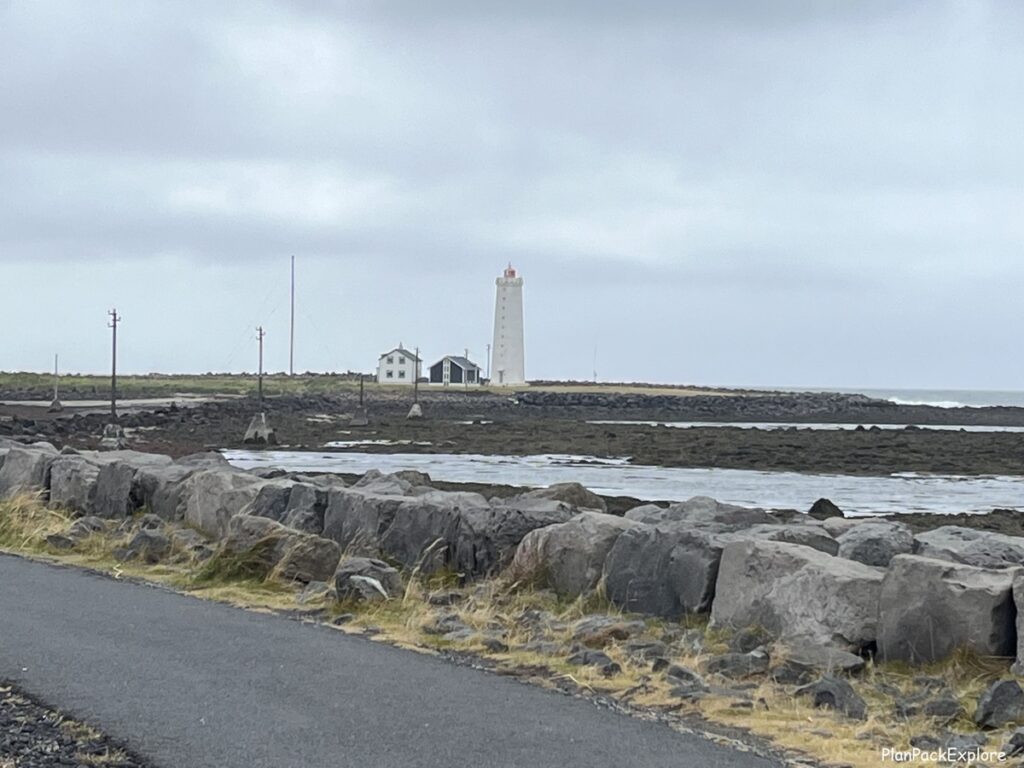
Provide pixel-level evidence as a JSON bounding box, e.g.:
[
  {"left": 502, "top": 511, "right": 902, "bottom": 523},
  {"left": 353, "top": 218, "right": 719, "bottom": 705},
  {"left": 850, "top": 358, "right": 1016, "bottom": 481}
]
[
  {"left": 376, "top": 344, "right": 421, "bottom": 385},
  {"left": 429, "top": 355, "right": 482, "bottom": 386}
]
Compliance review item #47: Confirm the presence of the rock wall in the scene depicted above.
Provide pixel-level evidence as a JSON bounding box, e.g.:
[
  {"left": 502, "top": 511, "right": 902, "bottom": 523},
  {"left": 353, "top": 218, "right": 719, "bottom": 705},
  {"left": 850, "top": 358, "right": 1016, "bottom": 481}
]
[{"left": 5, "top": 439, "right": 1024, "bottom": 670}]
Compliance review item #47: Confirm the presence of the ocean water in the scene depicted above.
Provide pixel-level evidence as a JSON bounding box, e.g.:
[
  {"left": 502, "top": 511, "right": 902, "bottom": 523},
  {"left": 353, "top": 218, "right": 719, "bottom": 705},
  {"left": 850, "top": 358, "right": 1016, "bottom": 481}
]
[
  {"left": 819, "top": 388, "right": 1024, "bottom": 409},
  {"left": 224, "top": 450, "right": 1024, "bottom": 517}
]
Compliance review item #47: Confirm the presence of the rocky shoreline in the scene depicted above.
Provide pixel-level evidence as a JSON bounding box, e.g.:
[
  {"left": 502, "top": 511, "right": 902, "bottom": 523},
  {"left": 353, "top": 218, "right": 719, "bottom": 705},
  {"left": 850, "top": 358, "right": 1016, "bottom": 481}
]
[{"left": 4, "top": 391, "right": 1024, "bottom": 477}]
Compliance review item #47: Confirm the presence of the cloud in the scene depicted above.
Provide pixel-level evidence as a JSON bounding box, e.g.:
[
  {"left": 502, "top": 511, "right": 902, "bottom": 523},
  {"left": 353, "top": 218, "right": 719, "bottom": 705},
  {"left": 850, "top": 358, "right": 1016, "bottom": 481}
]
[{"left": 0, "top": 0, "right": 1022, "bottom": 388}]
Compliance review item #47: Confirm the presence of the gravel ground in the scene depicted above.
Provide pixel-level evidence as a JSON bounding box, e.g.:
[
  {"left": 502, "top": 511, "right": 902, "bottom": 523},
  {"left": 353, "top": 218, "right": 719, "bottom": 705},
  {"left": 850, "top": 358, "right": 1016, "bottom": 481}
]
[{"left": 0, "top": 683, "right": 149, "bottom": 768}]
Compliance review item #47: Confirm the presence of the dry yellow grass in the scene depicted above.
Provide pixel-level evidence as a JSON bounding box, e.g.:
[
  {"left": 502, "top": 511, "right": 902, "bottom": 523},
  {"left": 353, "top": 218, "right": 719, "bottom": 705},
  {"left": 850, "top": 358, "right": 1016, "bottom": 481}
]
[{"left": 1, "top": 496, "right": 1018, "bottom": 767}]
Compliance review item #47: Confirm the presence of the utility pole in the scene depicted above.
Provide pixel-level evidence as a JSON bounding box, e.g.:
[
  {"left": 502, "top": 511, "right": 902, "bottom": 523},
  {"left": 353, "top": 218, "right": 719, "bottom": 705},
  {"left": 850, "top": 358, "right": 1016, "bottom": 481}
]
[
  {"left": 108, "top": 308, "right": 120, "bottom": 422},
  {"left": 407, "top": 346, "right": 423, "bottom": 419},
  {"left": 243, "top": 325, "right": 276, "bottom": 444},
  {"left": 256, "top": 325, "right": 266, "bottom": 410},
  {"left": 413, "top": 346, "right": 420, "bottom": 403},
  {"left": 289, "top": 255, "right": 295, "bottom": 376},
  {"left": 48, "top": 353, "right": 63, "bottom": 412}
]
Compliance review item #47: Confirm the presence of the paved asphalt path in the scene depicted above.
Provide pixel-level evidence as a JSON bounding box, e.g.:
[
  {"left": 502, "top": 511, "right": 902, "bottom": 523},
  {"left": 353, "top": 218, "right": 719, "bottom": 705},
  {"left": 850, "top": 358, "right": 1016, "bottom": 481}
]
[{"left": 0, "top": 554, "right": 781, "bottom": 768}]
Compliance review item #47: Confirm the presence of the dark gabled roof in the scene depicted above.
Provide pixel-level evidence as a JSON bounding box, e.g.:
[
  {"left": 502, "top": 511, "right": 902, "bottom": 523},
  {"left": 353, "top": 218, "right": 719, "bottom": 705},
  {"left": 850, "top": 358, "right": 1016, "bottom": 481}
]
[
  {"left": 433, "top": 355, "right": 480, "bottom": 371},
  {"left": 379, "top": 347, "right": 421, "bottom": 362}
]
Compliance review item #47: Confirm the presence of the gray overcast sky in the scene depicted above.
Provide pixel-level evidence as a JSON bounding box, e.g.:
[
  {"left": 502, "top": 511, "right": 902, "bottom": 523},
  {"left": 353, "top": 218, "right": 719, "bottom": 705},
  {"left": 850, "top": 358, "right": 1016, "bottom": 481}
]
[{"left": 1, "top": 1, "right": 1022, "bottom": 389}]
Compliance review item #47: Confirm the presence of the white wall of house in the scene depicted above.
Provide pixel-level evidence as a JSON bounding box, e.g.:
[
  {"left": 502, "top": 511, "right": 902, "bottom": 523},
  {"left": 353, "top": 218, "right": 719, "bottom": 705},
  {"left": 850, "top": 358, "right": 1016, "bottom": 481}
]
[{"left": 376, "top": 349, "right": 420, "bottom": 385}]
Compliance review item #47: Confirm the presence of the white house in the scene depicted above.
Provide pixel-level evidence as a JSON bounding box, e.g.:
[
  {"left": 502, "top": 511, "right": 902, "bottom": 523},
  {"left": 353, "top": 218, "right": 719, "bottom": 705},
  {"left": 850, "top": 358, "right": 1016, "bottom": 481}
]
[
  {"left": 428, "top": 355, "right": 482, "bottom": 387},
  {"left": 376, "top": 345, "right": 421, "bottom": 385}
]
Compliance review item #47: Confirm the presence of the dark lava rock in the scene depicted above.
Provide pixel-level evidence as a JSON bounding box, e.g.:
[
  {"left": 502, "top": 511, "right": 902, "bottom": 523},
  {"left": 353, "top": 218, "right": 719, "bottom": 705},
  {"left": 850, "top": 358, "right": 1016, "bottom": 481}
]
[
  {"left": 975, "top": 679, "right": 1024, "bottom": 728},
  {"left": 808, "top": 498, "right": 844, "bottom": 520},
  {"left": 567, "top": 650, "right": 621, "bottom": 677},
  {"left": 665, "top": 664, "right": 706, "bottom": 692},
  {"left": 795, "top": 677, "right": 867, "bottom": 720},
  {"left": 704, "top": 650, "right": 770, "bottom": 679},
  {"left": 729, "top": 626, "right": 771, "bottom": 654}
]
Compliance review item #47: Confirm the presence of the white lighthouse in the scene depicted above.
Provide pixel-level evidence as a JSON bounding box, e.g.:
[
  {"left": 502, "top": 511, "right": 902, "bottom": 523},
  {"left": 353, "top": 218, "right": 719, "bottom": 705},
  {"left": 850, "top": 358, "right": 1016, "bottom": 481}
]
[{"left": 491, "top": 264, "right": 526, "bottom": 386}]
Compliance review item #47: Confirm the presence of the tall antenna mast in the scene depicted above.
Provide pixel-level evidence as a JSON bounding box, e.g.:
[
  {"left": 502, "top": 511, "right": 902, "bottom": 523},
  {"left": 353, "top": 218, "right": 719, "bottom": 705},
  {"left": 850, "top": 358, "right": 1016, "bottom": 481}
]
[
  {"left": 108, "top": 308, "right": 121, "bottom": 422},
  {"left": 289, "top": 255, "right": 295, "bottom": 376}
]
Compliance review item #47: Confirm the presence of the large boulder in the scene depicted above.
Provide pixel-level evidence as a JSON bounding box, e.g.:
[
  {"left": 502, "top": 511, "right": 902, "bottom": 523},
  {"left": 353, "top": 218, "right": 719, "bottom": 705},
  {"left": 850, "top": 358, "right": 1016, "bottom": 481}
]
[
  {"left": 180, "top": 469, "right": 266, "bottom": 538},
  {"left": 48, "top": 455, "right": 101, "bottom": 513},
  {"left": 878, "top": 555, "right": 1018, "bottom": 663},
  {"left": 624, "top": 496, "right": 774, "bottom": 527},
  {"left": 603, "top": 525, "right": 723, "bottom": 617},
  {"left": 510, "top": 511, "right": 643, "bottom": 597},
  {"left": 452, "top": 500, "right": 574, "bottom": 577},
  {"left": 0, "top": 443, "right": 58, "bottom": 499},
  {"left": 711, "top": 540, "right": 883, "bottom": 651},
  {"left": 914, "top": 527, "right": 1024, "bottom": 569},
  {"left": 516, "top": 483, "right": 607, "bottom": 513},
  {"left": 836, "top": 521, "right": 915, "bottom": 567},
  {"left": 221, "top": 515, "right": 341, "bottom": 583}
]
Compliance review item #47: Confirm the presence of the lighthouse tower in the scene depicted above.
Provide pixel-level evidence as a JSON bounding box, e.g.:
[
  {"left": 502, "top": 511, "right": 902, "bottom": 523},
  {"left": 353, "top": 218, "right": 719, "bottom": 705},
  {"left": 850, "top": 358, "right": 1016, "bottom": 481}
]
[{"left": 491, "top": 264, "right": 526, "bottom": 386}]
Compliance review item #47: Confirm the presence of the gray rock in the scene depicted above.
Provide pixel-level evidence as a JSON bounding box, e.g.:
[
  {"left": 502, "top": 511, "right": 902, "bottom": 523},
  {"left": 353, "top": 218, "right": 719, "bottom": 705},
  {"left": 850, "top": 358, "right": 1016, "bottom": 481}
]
[
  {"left": 624, "top": 639, "right": 668, "bottom": 662},
  {"left": 334, "top": 557, "right": 403, "bottom": 602},
  {"left": 877, "top": 555, "right": 1017, "bottom": 663},
  {"left": 48, "top": 455, "right": 101, "bottom": 514},
  {"left": 222, "top": 515, "right": 341, "bottom": 584},
  {"left": 1001, "top": 727, "right": 1024, "bottom": 757},
  {"left": 720, "top": 523, "right": 839, "bottom": 557},
  {"left": 566, "top": 649, "right": 621, "bottom": 677},
  {"left": 836, "top": 521, "right": 914, "bottom": 567},
  {"left": 68, "top": 515, "right": 107, "bottom": 540},
  {"left": 180, "top": 469, "right": 265, "bottom": 537},
  {"left": 915, "top": 526, "right": 1024, "bottom": 569},
  {"left": 245, "top": 481, "right": 296, "bottom": 522},
  {"left": 821, "top": 517, "right": 860, "bottom": 537},
  {"left": 510, "top": 511, "right": 642, "bottom": 597},
  {"left": 297, "top": 580, "right": 334, "bottom": 604},
  {"left": 452, "top": 500, "right": 573, "bottom": 577},
  {"left": 169, "top": 527, "right": 208, "bottom": 553},
  {"left": 133, "top": 463, "right": 198, "bottom": 521},
  {"left": 321, "top": 488, "right": 414, "bottom": 555},
  {"left": 665, "top": 664, "right": 706, "bottom": 692},
  {"left": 127, "top": 529, "right": 172, "bottom": 564},
  {"left": 0, "top": 444, "right": 57, "bottom": 499},
  {"left": 770, "top": 642, "right": 865, "bottom": 686},
  {"left": 975, "top": 680, "right": 1024, "bottom": 728},
  {"left": 603, "top": 525, "right": 723, "bottom": 618},
  {"left": 45, "top": 533, "right": 76, "bottom": 551},
  {"left": 729, "top": 626, "right": 772, "bottom": 654},
  {"left": 795, "top": 677, "right": 867, "bottom": 720},
  {"left": 280, "top": 483, "right": 328, "bottom": 534},
  {"left": 710, "top": 540, "right": 883, "bottom": 651},
  {"left": 624, "top": 495, "right": 774, "bottom": 527},
  {"left": 93, "top": 461, "right": 140, "bottom": 518},
  {"left": 570, "top": 615, "right": 646, "bottom": 647},
  {"left": 807, "top": 498, "right": 843, "bottom": 520},
  {"left": 704, "top": 651, "right": 770, "bottom": 679},
  {"left": 137, "top": 513, "right": 163, "bottom": 530},
  {"left": 517, "top": 482, "right": 607, "bottom": 512},
  {"left": 353, "top": 470, "right": 414, "bottom": 496}
]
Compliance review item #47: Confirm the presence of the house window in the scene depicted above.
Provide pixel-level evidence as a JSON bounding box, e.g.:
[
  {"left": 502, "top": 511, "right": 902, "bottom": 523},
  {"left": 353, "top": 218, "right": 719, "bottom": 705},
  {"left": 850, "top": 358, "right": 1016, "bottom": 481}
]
[
  {"left": 387, "top": 356, "right": 394, "bottom": 364},
  {"left": 386, "top": 370, "right": 394, "bottom": 378},
  {"left": 398, "top": 370, "right": 406, "bottom": 378}
]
